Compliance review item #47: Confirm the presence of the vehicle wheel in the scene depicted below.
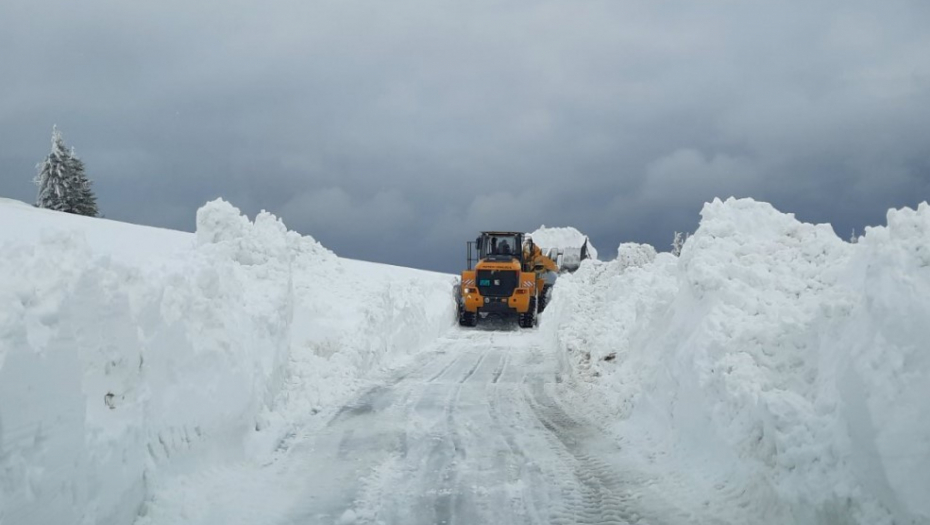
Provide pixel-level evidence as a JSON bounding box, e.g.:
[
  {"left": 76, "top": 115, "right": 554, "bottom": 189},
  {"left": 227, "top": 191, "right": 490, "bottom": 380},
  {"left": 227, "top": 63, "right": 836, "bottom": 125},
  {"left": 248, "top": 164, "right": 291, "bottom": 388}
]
[
  {"left": 453, "top": 283, "right": 463, "bottom": 313},
  {"left": 518, "top": 298, "right": 537, "bottom": 329},
  {"left": 459, "top": 310, "right": 478, "bottom": 327},
  {"left": 538, "top": 285, "right": 552, "bottom": 313}
]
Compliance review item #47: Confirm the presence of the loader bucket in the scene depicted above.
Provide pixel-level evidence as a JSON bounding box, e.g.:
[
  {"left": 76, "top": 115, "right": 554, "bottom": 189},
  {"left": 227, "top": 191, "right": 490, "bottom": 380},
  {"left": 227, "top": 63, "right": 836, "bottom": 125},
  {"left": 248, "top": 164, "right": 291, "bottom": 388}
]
[{"left": 556, "top": 239, "right": 591, "bottom": 273}]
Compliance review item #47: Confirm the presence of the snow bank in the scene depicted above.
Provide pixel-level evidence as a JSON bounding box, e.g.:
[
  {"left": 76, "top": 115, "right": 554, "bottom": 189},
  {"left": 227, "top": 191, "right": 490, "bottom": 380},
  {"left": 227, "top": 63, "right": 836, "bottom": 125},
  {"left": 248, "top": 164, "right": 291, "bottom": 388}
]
[
  {"left": 0, "top": 200, "right": 293, "bottom": 525},
  {"left": 249, "top": 251, "right": 457, "bottom": 453},
  {"left": 0, "top": 199, "right": 455, "bottom": 525},
  {"left": 545, "top": 198, "right": 930, "bottom": 525}
]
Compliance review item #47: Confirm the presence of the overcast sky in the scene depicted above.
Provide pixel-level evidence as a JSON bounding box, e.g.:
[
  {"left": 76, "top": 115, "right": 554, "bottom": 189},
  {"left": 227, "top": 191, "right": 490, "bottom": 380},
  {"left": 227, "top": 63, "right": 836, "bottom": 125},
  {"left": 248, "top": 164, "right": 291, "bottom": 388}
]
[{"left": 1, "top": 0, "right": 928, "bottom": 271}]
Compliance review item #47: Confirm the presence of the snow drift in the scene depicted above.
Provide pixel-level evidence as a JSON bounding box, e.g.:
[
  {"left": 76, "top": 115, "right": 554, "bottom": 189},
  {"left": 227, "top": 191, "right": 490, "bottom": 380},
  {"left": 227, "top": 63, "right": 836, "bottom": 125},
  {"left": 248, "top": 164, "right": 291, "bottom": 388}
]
[
  {"left": 0, "top": 199, "right": 454, "bottom": 525},
  {"left": 0, "top": 200, "right": 293, "bottom": 525},
  {"left": 544, "top": 198, "right": 930, "bottom": 525}
]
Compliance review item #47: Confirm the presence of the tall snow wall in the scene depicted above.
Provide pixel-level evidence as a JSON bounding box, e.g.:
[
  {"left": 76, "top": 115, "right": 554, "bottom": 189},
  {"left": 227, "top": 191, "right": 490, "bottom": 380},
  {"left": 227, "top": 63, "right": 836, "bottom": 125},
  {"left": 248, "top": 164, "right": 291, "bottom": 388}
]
[
  {"left": 543, "top": 198, "right": 930, "bottom": 525},
  {"left": 0, "top": 199, "right": 455, "bottom": 525},
  {"left": 0, "top": 201, "right": 294, "bottom": 525}
]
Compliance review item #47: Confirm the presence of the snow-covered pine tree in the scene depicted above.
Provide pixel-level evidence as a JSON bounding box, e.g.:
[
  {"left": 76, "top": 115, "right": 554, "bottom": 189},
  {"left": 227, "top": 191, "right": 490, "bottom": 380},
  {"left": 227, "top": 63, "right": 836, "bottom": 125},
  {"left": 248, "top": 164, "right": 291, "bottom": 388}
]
[
  {"left": 35, "top": 126, "right": 72, "bottom": 211},
  {"left": 34, "top": 126, "right": 98, "bottom": 216},
  {"left": 671, "top": 231, "right": 689, "bottom": 256},
  {"left": 67, "top": 147, "right": 98, "bottom": 217}
]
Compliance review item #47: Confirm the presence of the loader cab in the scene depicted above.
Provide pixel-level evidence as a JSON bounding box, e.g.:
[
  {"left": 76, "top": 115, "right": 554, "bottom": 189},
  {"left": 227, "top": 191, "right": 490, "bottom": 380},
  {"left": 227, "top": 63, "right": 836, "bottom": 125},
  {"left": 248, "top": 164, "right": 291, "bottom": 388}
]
[
  {"left": 478, "top": 232, "right": 523, "bottom": 261},
  {"left": 467, "top": 231, "right": 529, "bottom": 269}
]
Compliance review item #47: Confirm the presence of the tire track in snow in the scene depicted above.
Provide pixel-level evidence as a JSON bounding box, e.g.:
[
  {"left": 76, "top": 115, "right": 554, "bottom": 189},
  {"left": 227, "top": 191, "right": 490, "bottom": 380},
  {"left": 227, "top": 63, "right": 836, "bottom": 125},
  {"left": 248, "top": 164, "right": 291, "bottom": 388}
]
[
  {"left": 391, "top": 380, "right": 463, "bottom": 524},
  {"left": 433, "top": 383, "right": 467, "bottom": 525},
  {"left": 426, "top": 353, "right": 466, "bottom": 383},
  {"left": 432, "top": 346, "right": 490, "bottom": 522},
  {"left": 359, "top": 346, "right": 478, "bottom": 524},
  {"left": 525, "top": 381, "right": 665, "bottom": 525},
  {"left": 391, "top": 353, "right": 448, "bottom": 383},
  {"left": 492, "top": 351, "right": 510, "bottom": 384},
  {"left": 142, "top": 331, "right": 684, "bottom": 525},
  {"left": 459, "top": 347, "right": 490, "bottom": 384},
  {"left": 485, "top": 383, "right": 537, "bottom": 524}
]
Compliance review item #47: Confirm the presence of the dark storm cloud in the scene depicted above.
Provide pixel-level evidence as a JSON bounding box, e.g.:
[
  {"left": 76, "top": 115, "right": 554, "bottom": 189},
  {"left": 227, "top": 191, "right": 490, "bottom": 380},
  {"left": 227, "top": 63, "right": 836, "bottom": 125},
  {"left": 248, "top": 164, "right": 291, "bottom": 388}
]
[{"left": 1, "top": 0, "right": 928, "bottom": 271}]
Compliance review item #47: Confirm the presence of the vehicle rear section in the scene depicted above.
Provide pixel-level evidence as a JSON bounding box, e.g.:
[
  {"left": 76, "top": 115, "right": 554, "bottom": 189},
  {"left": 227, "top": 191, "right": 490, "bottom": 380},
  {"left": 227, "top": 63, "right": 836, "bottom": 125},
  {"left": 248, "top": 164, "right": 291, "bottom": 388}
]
[
  {"left": 458, "top": 268, "right": 537, "bottom": 328},
  {"left": 456, "top": 231, "right": 567, "bottom": 329}
]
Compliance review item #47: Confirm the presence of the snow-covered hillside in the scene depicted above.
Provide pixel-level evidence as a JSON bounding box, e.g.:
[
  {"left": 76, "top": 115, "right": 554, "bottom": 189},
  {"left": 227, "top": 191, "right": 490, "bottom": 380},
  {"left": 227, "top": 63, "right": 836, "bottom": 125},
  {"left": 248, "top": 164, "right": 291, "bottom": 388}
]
[
  {"left": 543, "top": 198, "right": 930, "bottom": 525},
  {"left": 0, "top": 199, "right": 455, "bottom": 525}
]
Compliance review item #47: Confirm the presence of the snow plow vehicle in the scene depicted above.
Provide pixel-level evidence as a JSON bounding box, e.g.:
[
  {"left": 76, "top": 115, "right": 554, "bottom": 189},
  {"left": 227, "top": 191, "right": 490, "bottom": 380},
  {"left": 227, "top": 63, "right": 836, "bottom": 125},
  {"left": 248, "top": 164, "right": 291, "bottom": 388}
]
[{"left": 456, "top": 231, "right": 562, "bottom": 328}]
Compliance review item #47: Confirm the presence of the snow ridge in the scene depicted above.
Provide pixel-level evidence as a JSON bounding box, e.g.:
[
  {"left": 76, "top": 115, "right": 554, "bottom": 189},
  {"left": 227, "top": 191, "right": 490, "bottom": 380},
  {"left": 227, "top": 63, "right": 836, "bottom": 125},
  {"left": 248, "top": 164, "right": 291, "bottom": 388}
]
[
  {"left": 0, "top": 200, "right": 295, "bottom": 525},
  {"left": 544, "top": 198, "right": 930, "bottom": 525},
  {"left": 0, "top": 198, "right": 455, "bottom": 525}
]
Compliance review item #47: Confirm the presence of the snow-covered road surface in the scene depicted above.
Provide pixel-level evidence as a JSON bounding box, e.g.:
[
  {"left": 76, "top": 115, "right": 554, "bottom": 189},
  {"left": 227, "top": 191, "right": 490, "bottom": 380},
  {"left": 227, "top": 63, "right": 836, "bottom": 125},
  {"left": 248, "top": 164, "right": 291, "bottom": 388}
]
[{"left": 139, "top": 328, "right": 686, "bottom": 525}]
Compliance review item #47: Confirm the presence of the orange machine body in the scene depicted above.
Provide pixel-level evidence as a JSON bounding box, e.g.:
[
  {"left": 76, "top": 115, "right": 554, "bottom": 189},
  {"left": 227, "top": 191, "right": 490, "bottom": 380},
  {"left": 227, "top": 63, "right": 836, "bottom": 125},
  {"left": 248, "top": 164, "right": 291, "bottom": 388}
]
[{"left": 457, "top": 231, "right": 559, "bottom": 328}]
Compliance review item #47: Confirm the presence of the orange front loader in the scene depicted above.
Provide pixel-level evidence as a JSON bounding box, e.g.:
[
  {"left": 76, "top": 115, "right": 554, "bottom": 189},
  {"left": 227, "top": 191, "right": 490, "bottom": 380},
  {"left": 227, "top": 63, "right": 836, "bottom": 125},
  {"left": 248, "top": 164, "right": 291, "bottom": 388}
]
[{"left": 456, "top": 231, "right": 559, "bottom": 328}]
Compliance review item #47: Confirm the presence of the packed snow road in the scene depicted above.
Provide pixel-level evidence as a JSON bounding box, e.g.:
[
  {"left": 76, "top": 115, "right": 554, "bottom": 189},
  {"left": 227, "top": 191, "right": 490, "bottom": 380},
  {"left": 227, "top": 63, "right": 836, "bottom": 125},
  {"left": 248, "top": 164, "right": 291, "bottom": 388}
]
[{"left": 139, "top": 328, "right": 683, "bottom": 525}]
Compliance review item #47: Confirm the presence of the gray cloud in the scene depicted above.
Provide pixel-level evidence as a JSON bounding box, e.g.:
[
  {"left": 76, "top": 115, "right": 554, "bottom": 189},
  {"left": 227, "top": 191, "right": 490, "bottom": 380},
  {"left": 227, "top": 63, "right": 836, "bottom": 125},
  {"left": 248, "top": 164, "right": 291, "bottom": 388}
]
[{"left": 1, "top": 0, "right": 928, "bottom": 271}]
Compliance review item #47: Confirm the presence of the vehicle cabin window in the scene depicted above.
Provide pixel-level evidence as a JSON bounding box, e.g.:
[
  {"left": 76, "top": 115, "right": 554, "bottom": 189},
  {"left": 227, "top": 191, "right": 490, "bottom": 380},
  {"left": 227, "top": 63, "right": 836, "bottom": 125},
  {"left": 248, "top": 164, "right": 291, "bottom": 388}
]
[{"left": 486, "top": 235, "right": 519, "bottom": 256}]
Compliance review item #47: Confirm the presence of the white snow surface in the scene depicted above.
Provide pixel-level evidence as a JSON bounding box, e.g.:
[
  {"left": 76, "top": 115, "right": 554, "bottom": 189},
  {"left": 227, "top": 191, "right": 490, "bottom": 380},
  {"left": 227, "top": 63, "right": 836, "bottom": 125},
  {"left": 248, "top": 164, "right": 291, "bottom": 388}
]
[
  {"left": 527, "top": 225, "right": 598, "bottom": 261},
  {"left": 0, "top": 199, "right": 454, "bottom": 525},
  {"left": 543, "top": 197, "right": 930, "bottom": 525},
  {"left": 4, "top": 194, "right": 930, "bottom": 525}
]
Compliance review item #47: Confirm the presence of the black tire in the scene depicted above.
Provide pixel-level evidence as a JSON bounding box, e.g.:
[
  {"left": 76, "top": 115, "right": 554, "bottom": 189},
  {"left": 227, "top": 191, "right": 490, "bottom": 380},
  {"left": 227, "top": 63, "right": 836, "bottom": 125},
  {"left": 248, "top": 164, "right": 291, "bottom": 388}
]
[
  {"left": 538, "top": 285, "right": 552, "bottom": 313},
  {"left": 459, "top": 309, "right": 478, "bottom": 327},
  {"left": 518, "top": 297, "right": 537, "bottom": 329}
]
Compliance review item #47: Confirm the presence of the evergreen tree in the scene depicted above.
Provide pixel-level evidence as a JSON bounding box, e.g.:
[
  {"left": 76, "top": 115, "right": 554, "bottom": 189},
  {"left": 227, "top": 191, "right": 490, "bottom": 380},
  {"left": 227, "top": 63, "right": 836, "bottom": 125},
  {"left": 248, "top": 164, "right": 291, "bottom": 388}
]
[
  {"left": 34, "top": 126, "right": 71, "bottom": 211},
  {"left": 671, "top": 231, "right": 689, "bottom": 256},
  {"left": 67, "top": 147, "right": 98, "bottom": 217},
  {"left": 34, "top": 126, "right": 98, "bottom": 216}
]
